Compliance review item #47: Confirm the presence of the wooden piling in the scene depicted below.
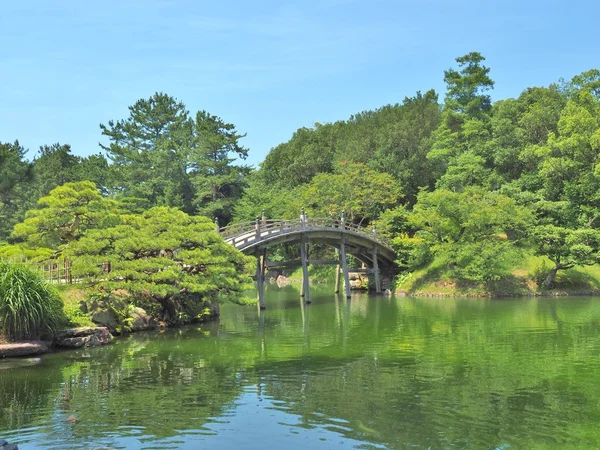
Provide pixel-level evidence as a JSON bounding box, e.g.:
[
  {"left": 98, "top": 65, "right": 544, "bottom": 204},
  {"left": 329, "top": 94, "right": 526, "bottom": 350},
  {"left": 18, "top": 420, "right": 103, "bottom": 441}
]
[
  {"left": 334, "top": 248, "right": 341, "bottom": 294},
  {"left": 372, "top": 249, "right": 381, "bottom": 293},
  {"left": 300, "top": 238, "right": 311, "bottom": 303},
  {"left": 340, "top": 239, "right": 351, "bottom": 298},
  {"left": 256, "top": 248, "right": 266, "bottom": 310},
  {"left": 65, "top": 259, "right": 72, "bottom": 284}
]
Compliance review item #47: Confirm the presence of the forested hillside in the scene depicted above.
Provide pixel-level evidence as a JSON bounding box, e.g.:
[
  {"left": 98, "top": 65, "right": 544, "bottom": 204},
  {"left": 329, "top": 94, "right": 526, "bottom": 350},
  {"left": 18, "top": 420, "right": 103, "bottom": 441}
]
[
  {"left": 235, "top": 52, "right": 600, "bottom": 294},
  {"left": 2, "top": 51, "right": 600, "bottom": 295}
]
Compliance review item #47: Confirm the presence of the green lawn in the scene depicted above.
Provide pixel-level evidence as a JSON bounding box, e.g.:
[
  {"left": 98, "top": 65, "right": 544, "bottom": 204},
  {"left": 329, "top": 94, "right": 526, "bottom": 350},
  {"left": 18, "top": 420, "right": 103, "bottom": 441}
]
[{"left": 396, "top": 252, "right": 600, "bottom": 297}]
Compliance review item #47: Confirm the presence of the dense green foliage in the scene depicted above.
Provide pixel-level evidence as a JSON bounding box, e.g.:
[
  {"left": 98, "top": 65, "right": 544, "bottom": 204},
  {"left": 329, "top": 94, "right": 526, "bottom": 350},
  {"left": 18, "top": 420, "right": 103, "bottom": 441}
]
[
  {"left": 65, "top": 207, "right": 254, "bottom": 326},
  {"left": 409, "top": 188, "right": 532, "bottom": 281},
  {"left": 1, "top": 183, "right": 254, "bottom": 333},
  {"left": 234, "top": 162, "right": 400, "bottom": 224},
  {"left": 238, "top": 54, "right": 600, "bottom": 289},
  {"left": 100, "top": 93, "right": 250, "bottom": 224},
  {"left": 11, "top": 181, "right": 120, "bottom": 250},
  {"left": 0, "top": 142, "right": 108, "bottom": 241},
  {"left": 259, "top": 90, "right": 441, "bottom": 203},
  {"left": 0, "top": 262, "right": 66, "bottom": 340},
  {"left": 0, "top": 141, "right": 31, "bottom": 236},
  {"left": 0, "top": 181, "right": 122, "bottom": 261},
  {"left": 3, "top": 52, "right": 600, "bottom": 294},
  {"left": 0, "top": 93, "right": 255, "bottom": 332},
  {"left": 0, "top": 93, "right": 248, "bottom": 241}
]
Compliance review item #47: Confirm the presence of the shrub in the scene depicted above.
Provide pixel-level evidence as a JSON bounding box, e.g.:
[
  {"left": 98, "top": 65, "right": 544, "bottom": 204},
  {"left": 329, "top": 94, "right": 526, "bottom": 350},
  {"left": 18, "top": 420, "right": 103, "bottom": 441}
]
[
  {"left": 391, "top": 233, "right": 431, "bottom": 270},
  {"left": 65, "top": 207, "right": 254, "bottom": 326},
  {"left": 0, "top": 262, "right": 67, "bottom": 340}
]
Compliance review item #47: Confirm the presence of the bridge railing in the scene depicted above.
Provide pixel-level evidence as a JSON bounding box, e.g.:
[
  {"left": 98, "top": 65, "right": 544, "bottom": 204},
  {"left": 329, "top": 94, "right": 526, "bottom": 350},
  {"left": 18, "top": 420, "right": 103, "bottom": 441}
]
[{"left": 218, "top": 216, "right": 391, "bottom": 249}]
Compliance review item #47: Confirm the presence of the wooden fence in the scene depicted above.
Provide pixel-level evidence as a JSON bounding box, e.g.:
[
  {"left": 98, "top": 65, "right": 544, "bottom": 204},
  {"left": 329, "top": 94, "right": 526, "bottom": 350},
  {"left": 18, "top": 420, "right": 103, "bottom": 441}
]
[{"left": 1, "top": 258, "right": 111, "bottom": 284}]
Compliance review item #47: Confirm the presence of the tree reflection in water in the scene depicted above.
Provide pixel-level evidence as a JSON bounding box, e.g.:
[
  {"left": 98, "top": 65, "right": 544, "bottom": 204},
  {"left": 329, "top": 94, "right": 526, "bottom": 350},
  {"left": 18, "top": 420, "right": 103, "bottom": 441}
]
[{"left": 2, "top": 286, "right": 600, "bottom": 449}]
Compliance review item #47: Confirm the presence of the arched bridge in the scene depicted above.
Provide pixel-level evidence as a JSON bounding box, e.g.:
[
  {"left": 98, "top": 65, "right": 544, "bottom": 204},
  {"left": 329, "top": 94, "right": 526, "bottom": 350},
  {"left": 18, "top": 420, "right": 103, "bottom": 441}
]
[{"left": 218, "top": 212, "right": 396, "bottom": 309}]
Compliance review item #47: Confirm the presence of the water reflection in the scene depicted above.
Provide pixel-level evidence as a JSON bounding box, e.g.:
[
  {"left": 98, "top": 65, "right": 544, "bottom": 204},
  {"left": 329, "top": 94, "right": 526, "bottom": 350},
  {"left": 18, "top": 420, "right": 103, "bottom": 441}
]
[{"left": 2, "top": 287, "right": 600, "bottom": 449}]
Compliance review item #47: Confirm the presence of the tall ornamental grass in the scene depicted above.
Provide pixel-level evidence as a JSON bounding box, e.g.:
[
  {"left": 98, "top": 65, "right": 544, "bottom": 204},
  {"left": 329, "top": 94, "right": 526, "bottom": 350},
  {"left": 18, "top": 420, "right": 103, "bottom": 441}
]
[{"left": 0, "top": 262, "right": 66, "bottom": 341}]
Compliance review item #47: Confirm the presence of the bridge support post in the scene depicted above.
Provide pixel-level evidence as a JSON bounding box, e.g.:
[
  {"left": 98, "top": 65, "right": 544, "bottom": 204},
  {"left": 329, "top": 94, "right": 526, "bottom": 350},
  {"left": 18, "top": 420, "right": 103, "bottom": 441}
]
[
  {"left": 256, "top": 248, "right": 266, "bottom": 310},
  {"left": 334, "top": 248, "right": 341, "bottom": 294},
  {"left": 255, "top": 217, "right": 261, "bottom": 240},
  {"left": 372, "top": 249, "right": 381, "bottom": 293},
  {"left": 300, "top": 238, "right": 311, "bottom": 304},
  {"left": 340, "top": 239, "right": 351, "bottom": 298}
]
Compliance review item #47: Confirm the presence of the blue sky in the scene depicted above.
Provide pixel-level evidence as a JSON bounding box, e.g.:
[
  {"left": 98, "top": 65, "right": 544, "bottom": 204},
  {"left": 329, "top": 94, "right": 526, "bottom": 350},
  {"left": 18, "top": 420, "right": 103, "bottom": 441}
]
[{"left": 1, "top": 0, "right": 599, "bottom": 166}]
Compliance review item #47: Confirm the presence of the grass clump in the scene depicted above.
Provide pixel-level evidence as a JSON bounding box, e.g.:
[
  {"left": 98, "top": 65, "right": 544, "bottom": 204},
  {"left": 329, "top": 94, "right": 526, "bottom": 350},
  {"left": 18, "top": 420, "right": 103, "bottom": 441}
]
[{"left": 0, "top": 262, "right": 67, "bottom": 340}]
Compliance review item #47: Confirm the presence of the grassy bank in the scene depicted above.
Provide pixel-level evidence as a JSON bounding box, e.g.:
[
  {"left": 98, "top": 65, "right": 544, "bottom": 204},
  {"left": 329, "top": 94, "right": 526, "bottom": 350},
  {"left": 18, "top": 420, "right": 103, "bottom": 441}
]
[
  {"left": 396, "top": 253, "right": 600, "bottom": 297},
  {"left": 57, "top": 285, "right": 95, "bottom": 327}
]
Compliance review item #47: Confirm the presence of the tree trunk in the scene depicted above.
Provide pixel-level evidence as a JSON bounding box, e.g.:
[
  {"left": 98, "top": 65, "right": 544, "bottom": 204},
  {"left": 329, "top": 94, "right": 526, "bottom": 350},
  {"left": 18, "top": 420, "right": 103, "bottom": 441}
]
[{"left": 542, "top": 266, "right": 560, "bottom": 289}]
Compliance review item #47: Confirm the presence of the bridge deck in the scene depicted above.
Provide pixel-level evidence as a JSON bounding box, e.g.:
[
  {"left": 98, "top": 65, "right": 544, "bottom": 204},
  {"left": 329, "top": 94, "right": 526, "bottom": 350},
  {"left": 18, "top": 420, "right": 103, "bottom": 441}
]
[
  {"left": 218, "top": 217, "right": 395, "bottom": 307},
  {"left": 219, "top": 218, "right": 391, "bottom": 253}
]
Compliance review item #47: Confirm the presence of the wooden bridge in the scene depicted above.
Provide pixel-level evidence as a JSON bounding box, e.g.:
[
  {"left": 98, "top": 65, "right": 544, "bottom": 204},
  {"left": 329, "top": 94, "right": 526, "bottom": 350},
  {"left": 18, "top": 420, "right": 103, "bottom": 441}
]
[{"left": 218, "top": 210, "right": 396, "bottom": 309}]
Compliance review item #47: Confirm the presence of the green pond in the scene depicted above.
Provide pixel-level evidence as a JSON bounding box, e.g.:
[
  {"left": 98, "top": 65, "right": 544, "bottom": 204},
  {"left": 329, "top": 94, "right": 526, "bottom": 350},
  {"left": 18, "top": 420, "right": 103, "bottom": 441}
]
[{"left": 2, "top": 286, "right": 600, "bottom": 449}]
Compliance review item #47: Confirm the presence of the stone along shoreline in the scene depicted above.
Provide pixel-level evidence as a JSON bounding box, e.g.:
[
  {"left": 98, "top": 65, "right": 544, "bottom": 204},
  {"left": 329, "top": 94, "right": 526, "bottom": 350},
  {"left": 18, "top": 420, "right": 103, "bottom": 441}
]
[{"left": 0, "top": 327, "right": 112, "bottom": 358}]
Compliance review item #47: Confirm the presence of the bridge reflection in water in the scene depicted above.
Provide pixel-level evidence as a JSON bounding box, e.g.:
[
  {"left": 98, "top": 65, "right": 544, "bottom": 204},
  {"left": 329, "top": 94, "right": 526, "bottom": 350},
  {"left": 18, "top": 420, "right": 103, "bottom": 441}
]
[{"left": 217, "top": 210, "right": 396, "bottom": 309}]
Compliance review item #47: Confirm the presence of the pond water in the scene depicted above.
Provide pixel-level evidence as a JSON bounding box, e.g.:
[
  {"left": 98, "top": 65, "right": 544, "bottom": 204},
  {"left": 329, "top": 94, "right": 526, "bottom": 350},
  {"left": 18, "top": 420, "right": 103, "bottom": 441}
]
[{"left": 2, "top": 285, "right": 600, "bottom": 449}]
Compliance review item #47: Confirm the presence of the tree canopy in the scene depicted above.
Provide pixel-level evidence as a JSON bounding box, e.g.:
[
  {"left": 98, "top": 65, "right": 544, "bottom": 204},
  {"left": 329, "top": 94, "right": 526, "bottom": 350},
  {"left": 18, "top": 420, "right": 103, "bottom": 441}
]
[
  {"left": 11, "top": 181, "right": 120, "bottom": 252},
  {"left": 100, "top": 92, "right": 249, "bottom": 224},
  {"left": 4, "top": 52, "right": 600, "bottom": 292},
  {"left": 65, "top": 207, "right": 253, "bottom": 324}
]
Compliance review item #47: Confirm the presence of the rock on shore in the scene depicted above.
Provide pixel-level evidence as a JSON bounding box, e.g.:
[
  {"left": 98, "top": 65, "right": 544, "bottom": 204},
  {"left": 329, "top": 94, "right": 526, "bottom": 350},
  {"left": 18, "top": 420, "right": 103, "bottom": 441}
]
[
  {"left": 54, "top": 327, "right": 113, "bottom": 348},
  {"left": 0, "top": 341, "right": 49, "bottom": 358}
]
